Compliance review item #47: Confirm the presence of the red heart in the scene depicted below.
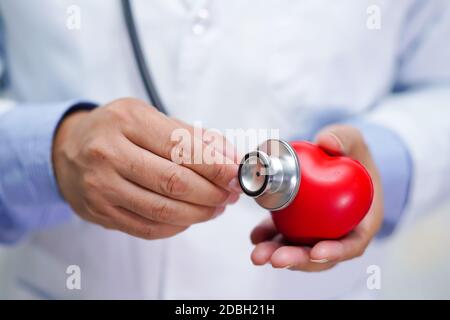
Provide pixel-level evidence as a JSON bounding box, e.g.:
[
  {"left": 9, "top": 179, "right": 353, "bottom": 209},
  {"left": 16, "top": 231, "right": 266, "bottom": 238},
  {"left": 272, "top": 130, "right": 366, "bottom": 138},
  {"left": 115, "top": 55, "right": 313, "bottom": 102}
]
[{"left": 271, "top": 141, "right": 373, "bottom": 245}]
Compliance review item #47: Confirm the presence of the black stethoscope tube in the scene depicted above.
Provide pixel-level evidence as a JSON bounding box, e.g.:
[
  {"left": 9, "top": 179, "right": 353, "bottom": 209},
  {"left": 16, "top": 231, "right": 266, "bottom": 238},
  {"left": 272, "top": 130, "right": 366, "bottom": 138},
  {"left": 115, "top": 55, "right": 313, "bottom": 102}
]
[{"left": 121, "top": 0, "right": 168, "bottom": 114}]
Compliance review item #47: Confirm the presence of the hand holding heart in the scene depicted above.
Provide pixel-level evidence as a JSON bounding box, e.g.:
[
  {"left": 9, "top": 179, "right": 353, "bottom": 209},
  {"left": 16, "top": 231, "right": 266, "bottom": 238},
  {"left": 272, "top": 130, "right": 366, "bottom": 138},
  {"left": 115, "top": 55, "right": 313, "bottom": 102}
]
[{"left": 250, "top": 124, "right": 384, "bottom": 272}]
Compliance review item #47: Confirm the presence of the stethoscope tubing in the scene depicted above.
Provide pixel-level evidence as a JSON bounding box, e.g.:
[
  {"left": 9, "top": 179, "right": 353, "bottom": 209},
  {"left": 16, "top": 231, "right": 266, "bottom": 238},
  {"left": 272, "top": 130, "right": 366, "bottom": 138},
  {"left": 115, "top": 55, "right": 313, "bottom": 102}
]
[{"left": 121, "top": 0, "right": 168, "bottom": 114}]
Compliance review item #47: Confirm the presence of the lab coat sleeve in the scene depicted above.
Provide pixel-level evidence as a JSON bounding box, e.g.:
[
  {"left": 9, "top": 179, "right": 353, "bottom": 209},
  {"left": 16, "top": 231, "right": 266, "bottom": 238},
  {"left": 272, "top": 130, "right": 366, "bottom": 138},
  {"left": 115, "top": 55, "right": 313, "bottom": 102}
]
[
  {"left": 353, "top": 0, "right": 450, "bottom": 230},
  {"left": 0, "top": 101, "right": 97, "bottom": 244},
  {"left": 364, "top": 87, "right": 450, "bottom": 228},
  {"left": 347, "top": 120, "right": 412, "bottom": 237}
]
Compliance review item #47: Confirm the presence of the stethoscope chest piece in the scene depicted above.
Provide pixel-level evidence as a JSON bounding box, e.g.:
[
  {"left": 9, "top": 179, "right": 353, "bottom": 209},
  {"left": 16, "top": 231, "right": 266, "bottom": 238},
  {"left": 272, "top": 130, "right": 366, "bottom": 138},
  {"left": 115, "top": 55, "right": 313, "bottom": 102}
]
[{"left": 238, "top": 139, "right": 300, "bottom": 211}]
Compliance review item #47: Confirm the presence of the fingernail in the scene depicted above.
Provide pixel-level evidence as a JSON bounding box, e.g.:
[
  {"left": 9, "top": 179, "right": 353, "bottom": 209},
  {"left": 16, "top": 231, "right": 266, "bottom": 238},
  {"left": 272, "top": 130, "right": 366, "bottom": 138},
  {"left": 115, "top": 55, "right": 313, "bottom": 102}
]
[
  {"left": 228, "top": 177, "right": 242, "bottom": 193},
  {"left": 327, "top": 133, "right": 345, "bottom": 154},
  {"left": 310, "top": 258, "right": 329, "bottom": 264},
  {"left": 283, "top": 264, "right": 294, "bottom": 269}
]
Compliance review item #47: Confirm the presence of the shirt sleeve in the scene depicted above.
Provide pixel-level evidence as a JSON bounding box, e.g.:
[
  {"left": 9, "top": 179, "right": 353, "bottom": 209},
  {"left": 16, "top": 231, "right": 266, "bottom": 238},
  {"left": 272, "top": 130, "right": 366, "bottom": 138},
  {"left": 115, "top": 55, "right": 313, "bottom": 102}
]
[
  {"left": 0, "top": 101, "right": 96, "bottom": 244},
  {"left": 346, "top": 119, "right": 412, "bottom": 237},
  {"left": 350, "top": 0, "right": 450, "bottom": 235}
]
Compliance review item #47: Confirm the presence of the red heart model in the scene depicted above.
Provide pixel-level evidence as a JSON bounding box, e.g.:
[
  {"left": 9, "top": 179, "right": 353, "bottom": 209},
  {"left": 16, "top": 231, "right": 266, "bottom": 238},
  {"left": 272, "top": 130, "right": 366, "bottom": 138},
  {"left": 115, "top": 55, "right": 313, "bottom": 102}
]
[{"left": 271, "top": 141, "right": 374, "bottom": 245}]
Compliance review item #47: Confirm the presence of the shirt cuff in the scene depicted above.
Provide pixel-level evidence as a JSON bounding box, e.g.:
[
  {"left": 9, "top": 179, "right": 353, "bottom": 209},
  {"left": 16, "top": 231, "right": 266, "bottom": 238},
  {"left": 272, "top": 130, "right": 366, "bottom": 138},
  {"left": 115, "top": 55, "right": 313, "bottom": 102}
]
[
  {"left": 0, "top": 101, "right": 97, "bottom": 243},
  {"left": 348, "top": 119, "right": 413, "bottom": 237}
]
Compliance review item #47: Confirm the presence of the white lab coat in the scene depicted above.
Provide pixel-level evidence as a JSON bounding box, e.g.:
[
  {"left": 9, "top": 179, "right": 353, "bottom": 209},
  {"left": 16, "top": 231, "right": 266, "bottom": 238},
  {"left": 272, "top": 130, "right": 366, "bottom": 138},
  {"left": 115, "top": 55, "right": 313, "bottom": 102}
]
[{"left": 0, "top": 0, "right": 449, "bottom": 299}]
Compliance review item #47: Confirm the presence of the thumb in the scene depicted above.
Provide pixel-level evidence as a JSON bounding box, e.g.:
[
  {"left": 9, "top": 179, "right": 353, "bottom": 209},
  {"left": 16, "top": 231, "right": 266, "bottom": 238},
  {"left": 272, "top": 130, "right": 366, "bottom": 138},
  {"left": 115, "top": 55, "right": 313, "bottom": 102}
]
[{"left": 315, "top": 124, "right": 368, "bottom": 160}]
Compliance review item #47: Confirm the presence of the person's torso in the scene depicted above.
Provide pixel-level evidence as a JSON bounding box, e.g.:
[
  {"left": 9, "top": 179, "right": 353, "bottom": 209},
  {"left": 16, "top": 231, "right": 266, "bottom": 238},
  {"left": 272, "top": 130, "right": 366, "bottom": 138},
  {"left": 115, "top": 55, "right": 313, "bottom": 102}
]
[{"left": 0, "top": 0, "right": 409, "bottom": 299}]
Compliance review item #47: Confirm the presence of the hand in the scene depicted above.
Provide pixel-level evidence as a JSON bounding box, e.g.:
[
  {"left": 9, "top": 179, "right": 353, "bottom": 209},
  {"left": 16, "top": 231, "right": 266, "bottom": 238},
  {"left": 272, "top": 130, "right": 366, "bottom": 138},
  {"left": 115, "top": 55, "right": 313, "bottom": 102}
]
[
  {"left": 52, "top": 98, "right": 241, "bottom": 240},
  {"left": 250, "top": 124, "right": 384, "bottom": 272}
]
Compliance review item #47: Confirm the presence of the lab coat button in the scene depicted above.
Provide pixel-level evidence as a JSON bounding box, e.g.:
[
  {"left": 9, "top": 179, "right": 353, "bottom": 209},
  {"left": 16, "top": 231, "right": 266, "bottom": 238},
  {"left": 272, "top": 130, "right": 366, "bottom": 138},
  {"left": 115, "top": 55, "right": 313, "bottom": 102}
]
[{"left": 192, "top": 8, "right": 211, "bottom": 35}]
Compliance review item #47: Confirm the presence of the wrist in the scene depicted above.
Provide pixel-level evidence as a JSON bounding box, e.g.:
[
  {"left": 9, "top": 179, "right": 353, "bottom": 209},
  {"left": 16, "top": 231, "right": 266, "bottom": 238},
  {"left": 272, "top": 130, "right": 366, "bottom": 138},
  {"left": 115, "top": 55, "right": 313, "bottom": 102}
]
[
  {"left": 52, "top": 110, "right": 89, "bottom": 192},
  {"left": 54, "top": 110, "right": 88, "bottom": 145},
  {"left": 52, "top": 100, "right": 97, "bottom": 162}
]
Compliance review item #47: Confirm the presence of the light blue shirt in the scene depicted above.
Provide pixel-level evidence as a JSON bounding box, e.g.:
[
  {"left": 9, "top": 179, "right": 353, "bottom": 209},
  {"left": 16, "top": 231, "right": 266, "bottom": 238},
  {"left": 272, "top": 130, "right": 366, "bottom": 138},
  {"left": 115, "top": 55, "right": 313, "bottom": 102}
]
[{"left": 0, "top": 101, "right": 95, "bottom": 243}]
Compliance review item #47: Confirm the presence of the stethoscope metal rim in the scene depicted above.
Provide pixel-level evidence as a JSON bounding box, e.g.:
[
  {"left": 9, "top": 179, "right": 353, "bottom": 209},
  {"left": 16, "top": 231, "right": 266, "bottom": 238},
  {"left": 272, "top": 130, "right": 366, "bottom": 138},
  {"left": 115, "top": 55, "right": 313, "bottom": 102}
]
[{"left": 238, "top": 139, "right": 301, "bottom": 211}]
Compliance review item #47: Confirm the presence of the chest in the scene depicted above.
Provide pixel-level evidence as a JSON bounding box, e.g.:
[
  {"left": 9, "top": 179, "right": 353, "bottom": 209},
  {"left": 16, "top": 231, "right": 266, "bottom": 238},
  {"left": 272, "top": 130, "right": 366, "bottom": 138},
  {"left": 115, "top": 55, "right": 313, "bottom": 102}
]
[{"left": 1, "top": 1, "right": 409, "bottom": 135}]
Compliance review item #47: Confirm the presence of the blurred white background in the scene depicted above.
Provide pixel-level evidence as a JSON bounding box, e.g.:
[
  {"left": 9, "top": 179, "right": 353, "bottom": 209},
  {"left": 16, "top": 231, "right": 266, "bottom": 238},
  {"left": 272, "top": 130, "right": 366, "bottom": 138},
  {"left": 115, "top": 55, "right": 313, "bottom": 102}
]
[
  {"left": 379, "top": 201, "right": 450, "bottom": 299},
  {"left": 1, "top": 202, "right": 449, "bottom": 299}
]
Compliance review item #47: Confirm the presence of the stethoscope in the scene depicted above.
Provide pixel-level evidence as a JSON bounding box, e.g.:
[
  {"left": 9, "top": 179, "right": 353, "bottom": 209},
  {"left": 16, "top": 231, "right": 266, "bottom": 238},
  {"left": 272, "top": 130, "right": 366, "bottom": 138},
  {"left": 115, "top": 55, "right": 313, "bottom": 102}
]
[
  {"left": 122, "top": 1, "right": 374, "bottom": 246},
  {"left": 121, "top": 0, "right": 168, "bottom": 114}
]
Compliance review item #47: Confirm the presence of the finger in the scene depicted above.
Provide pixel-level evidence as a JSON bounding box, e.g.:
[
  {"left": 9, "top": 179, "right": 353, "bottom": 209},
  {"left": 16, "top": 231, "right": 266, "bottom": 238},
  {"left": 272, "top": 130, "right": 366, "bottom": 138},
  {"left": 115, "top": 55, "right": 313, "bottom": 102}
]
[
  {"left": 269, "top": 245, "right": 311, "bottom": 269},
  {"left": 77, "top": 190, "right": 118, "bottom": 229},
  {"left": 107, "top": 205, "right": 188, "bottom": 240},
  {"left": 310, "top": 230, "right": 369, "bottom": 263},
  {"left": 107, "top": 176, "right": 227, "bottom": 227},
  {"left": 270, "top": 246, "right": 337, "bottom": 272},
  {"left": 171, "top": 118, "right": 241, "bottom": 164},
  {"left": 251, "top": 238, "right": 284, "bottom": 266},
  {"left": 314, "top": 132, "right": 344, "bottom": 156},
  {"left": 250, "top": 218, "right": 278, "bottom": 244},
  {"left": 77, "top": 207, "right": 116, "bottom": 230},
  {"left": 315, "top": 124, "right": 372, "bottom": 163},
  {"left": 122, "top": 107, "right": 240, "bottom": 192},
  {"left": 116, "top": 140, "right": 235, "bottom": 207},
  {"left": 290, "top": 261, "right": 338, "bottom": 272},
  {"left": 181, "top": 147, "right": 240, "bottom": 193},
  {"left": 315, "top": 124, "right": 382, "bottom": 191},
  {"left": 82, "top": 186, "right": 191, "bottom": 237}
]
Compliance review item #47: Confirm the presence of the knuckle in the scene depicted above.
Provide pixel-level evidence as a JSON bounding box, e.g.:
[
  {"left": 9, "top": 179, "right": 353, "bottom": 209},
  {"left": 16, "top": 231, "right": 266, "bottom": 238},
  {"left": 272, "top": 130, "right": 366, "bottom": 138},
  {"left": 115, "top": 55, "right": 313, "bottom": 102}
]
[
  {"left": 82, "top": 194, "right": 97, "bottom": 213},
  {"left": 126, "top": 97, "right": 151, "bottom": 109},
  {"left": 104, "top": 102, "right": 130, "bottom": 122},
  {"left": 113, "top": 214, "right": 158, "bottom": 240},
  {"left": 127, "top": 99, "right": 155, "bottom": 117},
  {"left": 162, "top": 165, "right": 188, "bottom": 196},
  {"left": 116, "top": 97, "right": 144, "bottom": 106},
  {"left": 84, "top": 139, "right": 110, "bottom": 162},
  {"left": 106, "top": 98, "right": 149, "bottom": 123},
  {"left": 104, "top": 99, "right": 153, "bottom": 133},
  {"left": 125, "top": 195, "right": 142, "bottom": 214},
  {"left": 145, "top": 103, "right": 159, "bottom": 114},
  {"left": 216, "top": 190, "right": 230, "bottom": 205},
  {"left": 166, "top": 131, "right": 189, "bottom": 163},
  {"left": 210, "top": 163, "right": 229, "bottom": 184},
  {"left": 203, "top": 207, "right": 217, "bottom": 220},
  {"left": 82, "top": 194, "right": 102, "bottom": 216},
  {"left": 141, "top": 224, "right": 157, "bottom": 240},
  {"left": 82, "top": 172, "right": 101, "bottom": 191},
  {"left": 152, "top": 201, "right": 173, "bottom": 223}
]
